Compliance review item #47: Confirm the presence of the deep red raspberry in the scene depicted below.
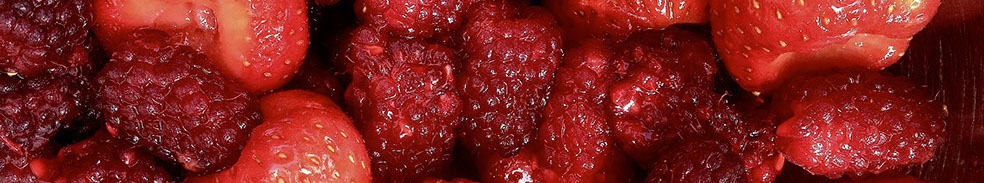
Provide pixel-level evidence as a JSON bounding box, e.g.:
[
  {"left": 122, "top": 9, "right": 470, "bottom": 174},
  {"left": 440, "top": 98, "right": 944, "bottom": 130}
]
[
  {"left": 645, "top": 136, "right": 746, "bottom": 183},
  {"left": 480, "top": 149, "right": 547, "bottom": 183},
  {"left": 772, "top": 71, "right": 945, "bottom": 178},
  {"left": 95, "top": 29, "right": 260, "bottom": 174},
  {"left": 354, "top": 0, "right": 468, "bottom": 39},
  {"left": 457, "top": 0, "right": 564, "bottom": 158},
  {"left": 546, "top": 0, "right": 709, "bottom": 39},
  {"left": 343, "top": 25, "right": 462, "bottom": 182},
  {"left": 30, "top": 131, "right": 172, "bottom": 183},
  {"left": 0, "top": 0, "right": 93, "bottom": 78},
  {"left": 725, "top": 106, "right": 784, "bottom": 183},
  {"left": 0, "top": 74, "right": 86, "bottom": 158},
  {"left": 284, "top": 52, "right": 346, "bottom": 105},
  {"left": 0, "top": 148, "right": 39, "bottom": 182},
  {"left": 605, "top": 28, "right": 719, "bottom": 166},
  {"left": 537, "top": 40, "right": 635, "bottom": 183}
]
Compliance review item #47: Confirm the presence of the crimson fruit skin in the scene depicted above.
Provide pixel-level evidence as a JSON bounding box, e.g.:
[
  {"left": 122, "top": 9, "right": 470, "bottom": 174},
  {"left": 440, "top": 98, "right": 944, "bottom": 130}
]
[
  {"left": 605, "top": 28, "right": 719, "bottom": 167},
  {"left": 343, "top": 25, "right": 462, "bottom": 182},
  {"left": 0, "top": 148, "right": 39, "bottom": 182},
  {"left": 92, "top": 0, "right": 310, "bottom": 93},
  {"left": 354, "top": 0, "right": 468, "bottom": 39},
  {"left": 95, "top": 30, "right": 260, "bottom": 174},
  {"left": 536, "top": 40, "right": 634, "bottom": 183},
  {"left": 545, "top": 0, "right": 709, "bottom": 39},
  {"left": 645, "top": 136, "right": 746, "bottom": 183},
  {"left": 0, "top": 0, "right": 93, "bottom": 78},
  {"left": 0, "top": 74, "right": 86, "bottom": 159},
  {"left": 457, "top": 0, "right": 564, "bottom": 158},
  {"left": 710, "top": 0, "right": 941, "bottom": 93},
  {"left": 481, "top": 149, "right": 547, "bottom": 183},
  {"left": 31, "top": 131, "right": 172, "bottom": 183},
  {"left": 772, "top": 72, "right": 945, "bottom": 178},
  {"left": 186, "top": 90, "right": 371, "bottom": 183}
]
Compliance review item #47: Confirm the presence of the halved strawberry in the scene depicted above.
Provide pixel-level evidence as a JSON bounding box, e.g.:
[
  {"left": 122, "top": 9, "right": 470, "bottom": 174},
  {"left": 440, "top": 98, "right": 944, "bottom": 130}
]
[
  {"left": 185, "top": 90, "right": 371, "bottom": 183},
  {"left": 546, "top": 0, "right": 709, "bottom": 39},
  {"left": 710, "top": 0, "right": 940, "bottom": 93},
  {"left": 92, "top": 0, "right": 309, "bottom": 93}
]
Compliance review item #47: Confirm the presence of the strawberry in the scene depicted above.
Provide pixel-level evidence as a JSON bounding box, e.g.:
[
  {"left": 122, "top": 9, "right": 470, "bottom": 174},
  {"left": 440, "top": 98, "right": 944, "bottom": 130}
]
[
  {"left": 546, "top": 0, "right": 709, "bottom": 39},
  {"left": 186, "top": 90, "right": 371, "bottom": 183},
  {"left": 92, "top": 0, "right": 310, "bottom": 93},
  {"left": 710, "top": 0, "right": 941, "bottom": 93}
]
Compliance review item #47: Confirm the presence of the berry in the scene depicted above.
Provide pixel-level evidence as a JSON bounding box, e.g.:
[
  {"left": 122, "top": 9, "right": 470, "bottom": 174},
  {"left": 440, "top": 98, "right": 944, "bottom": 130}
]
[
  {"left": 457, "top": 0, "right": 564, "bottom": 158},
  {"left": 284, "top": 52, "right": 347, "bottom": 105},
  {"left": 0, "top": 148, "right": 39, "bottom": 182},
  {"left": 343, "top": 25, "right": 462, "bottom": 182},
  {"left": 422, "top": 178, "right": 480, "bottom": 183},
  {"left": 710, "top": 0, "right": 941, "bottom": 93},
  {"left": 95, "top": 29, "right": 260, "bottom": 174},
  {"left": 0, "top": 0, "right": 93, "bottom": 78},
  {"left": 30, "top": 131, "right": 172, "bottom": 183},
  {"left": 354, "top": 0, "right": 469, "bottom": 39},
  {"left": 772, "top": 71, "right": 945, "bottom": 178},
  {"left": 645, "top": 136, "right": 746, "bottom": 183},
  {"left": 186, "top": 90, "right": 371, "bottom": 183},
  {"left": 480, "top": 150, "right": 547, "bottom": 183},
  {"left": 92, "top": 0, "right": 310, "bottom": 93},
  {"left": 546, "top": 0, "right": 709, "bottom": 39},
  {"left": 605, "top": 28, "right": 719, "bottom": 167},
  {"left": 537, "top": 40, "right": 634, "bottom": 183},
  {"left": 0, "top": 74, "right": 86, "bottom": 158}
]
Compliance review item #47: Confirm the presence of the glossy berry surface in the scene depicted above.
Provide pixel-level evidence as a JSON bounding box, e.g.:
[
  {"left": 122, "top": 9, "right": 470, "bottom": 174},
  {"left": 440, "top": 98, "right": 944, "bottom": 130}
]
[
  {"left": 0, "top": 0, "right": 93, "bottom": 78},
  {"left": 645, "top": 136, "right": 746, "bottom": 183},
  {"left": 31, "top": 131, "right": 172, "bottom": 183},
  {"left": 95, "top": 30, "right": 260, "bottom": 174},
  {"left": 772, "top": 72, "right": 945, "bottom": 178},
  {"left": 355, "top": 0, "right": 468, "bottom": 39},
  {"left": 546, "top": 0, "right": 709, "bottom": 39},
  {"left": 186, "top": 90, "right": 371, "bottom": 183},
  {"left": 457, "top": 0, "right": 564, "bottom": 158}
]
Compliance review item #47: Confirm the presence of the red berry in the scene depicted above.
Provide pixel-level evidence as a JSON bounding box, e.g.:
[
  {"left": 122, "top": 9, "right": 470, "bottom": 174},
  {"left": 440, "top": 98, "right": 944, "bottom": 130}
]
[
  {"left": 457, "top": 0, "right": 564, "bottom": 158},
  {"left": 645, "top": 136, "right": 746, "bottom": 183},
  {"left": 354, "top": 0, "right": 469, "bottom": 39},
  {"left": 344, "top": 24, "right": 462, "bottom": 182},
  {"left": 0, "top": 0, "right": 93, "bottom": 78},
  {"left": 546, "top": 0, "right": 709, "bottom": 39},
  {"left": 421, "top": 177, "right": 479, "bottom": 183},
  {"left": 772, "top": 72, "right": 945, "bottom": 178},
  {"left": 0, "top": 148, "right": 39, "bottom": 182},
  {"left": 186, "top": 90, "right": 371, "bottom": 183},
  {"left": 605, "top": 28, "right": 718, "bottom": 167},
  {"left": 0, "top": 74, "right": 87, "bottom": 158},
  {"left": 95, "top": 29, "right": 260, "bottom": 174},
  {"left": 284, "top": 52, "right": 347, "bottom": 105},
  {"left": 30, "top": 131, "right": 172, "bottom": 183},
  {"left": 93, "top": 0, "right": 310, "bottom": 93},
  {"left": 481, "top": 150, "right": 547, "bottom": 183},
  {"left": 710, "top": 0, "right": 941, "bottom": 93}
]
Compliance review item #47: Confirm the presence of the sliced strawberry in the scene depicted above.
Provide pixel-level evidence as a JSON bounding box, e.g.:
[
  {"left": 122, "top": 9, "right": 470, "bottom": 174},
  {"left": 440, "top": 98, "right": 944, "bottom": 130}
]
[
  {"left": 186, "top": 90, "right": 371, "bottom": 183},
  {"left": 710, "top": 0, "right": 940, "bottom": 93},
  {"left": 93, "top": 0, "right": 310, "bottom": 93},
  {"left": 546, "top": 0, "right": 709, "bottom": 39}
]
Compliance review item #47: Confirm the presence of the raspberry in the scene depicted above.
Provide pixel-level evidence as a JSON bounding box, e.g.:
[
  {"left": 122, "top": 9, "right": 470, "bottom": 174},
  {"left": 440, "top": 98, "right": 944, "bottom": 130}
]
[
  {"left": 457, "top": 0, "right": 564, "bottom": 158},
  {"left": 0, "top": 0, "right": 93, "bottom": 77},
  {"left": 354, "top": 0, "right": 468, "bottom": 39},
  {"left": 95, "top": 29, "right": 260, "bottom": 174},
  {"left": 31, "top": 131, "right": 172, "bottom": 182},
  {"left": 772, "top": 71, "right": 945, "bottom": 178},
  {"left": 0, "top": 74, "right": 86, "bottom": 158},
  {"left": 605, "top": 28, "right": 719, "bottom": 166},
  {"left": 0, "top": 148, "right": 38, "bottom": 182},
  {"left": 343, "top": 25, "right": 462, "bottom": 182},
  {"left": 645, "top": 136, "right": 746, "bottom": 183}
]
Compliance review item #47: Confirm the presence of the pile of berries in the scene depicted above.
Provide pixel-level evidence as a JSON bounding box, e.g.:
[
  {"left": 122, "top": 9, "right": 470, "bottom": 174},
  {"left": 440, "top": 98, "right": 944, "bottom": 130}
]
[{"left": 0, "top": 0, "right": 951, "bottom": 182}]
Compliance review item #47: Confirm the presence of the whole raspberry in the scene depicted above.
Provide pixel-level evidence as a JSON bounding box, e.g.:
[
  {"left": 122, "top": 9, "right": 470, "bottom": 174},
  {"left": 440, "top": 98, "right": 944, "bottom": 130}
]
[
  {"left": 605, "top": 28, "right": 719, "bottom": 166},
  {"left": 772, "top": 71, "right": 945, "bottom": 178},
  {"left": 645, "top": 136, "right": 746, "bottom": 183},
  {"left": 344, "top": 25, "right": 462, "bottom": 182},
  {"left": 0, "top": 0, "right": 93, "bottom": 78},
  {"left": 354, "top": 0, "right": 469, "bottom": 39},
  {"left": 95, "top": 29, "right": 260, "bottom": 174},
  {"left": 0, "top": 74, "right": 86, "bottom": 158},
  {"left": 457, "top": 0, "right": 564, "bottom": 158},
  {"left": 30, "top": 131, "right": 173, "bottom": 183}
]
